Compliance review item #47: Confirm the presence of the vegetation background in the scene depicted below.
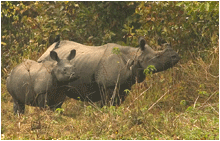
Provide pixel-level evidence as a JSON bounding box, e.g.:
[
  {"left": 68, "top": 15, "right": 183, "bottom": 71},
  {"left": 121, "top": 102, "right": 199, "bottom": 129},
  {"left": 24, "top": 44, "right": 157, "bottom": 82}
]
[{"left": 1, "top": 1, "right": 219, "bottom": 139}]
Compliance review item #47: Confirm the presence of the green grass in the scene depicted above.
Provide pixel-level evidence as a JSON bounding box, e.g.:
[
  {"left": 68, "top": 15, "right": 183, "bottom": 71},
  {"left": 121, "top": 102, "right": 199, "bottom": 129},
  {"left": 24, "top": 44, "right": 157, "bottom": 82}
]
[{"left": 1, "top": 46, "right": 219, "bottom": 140}]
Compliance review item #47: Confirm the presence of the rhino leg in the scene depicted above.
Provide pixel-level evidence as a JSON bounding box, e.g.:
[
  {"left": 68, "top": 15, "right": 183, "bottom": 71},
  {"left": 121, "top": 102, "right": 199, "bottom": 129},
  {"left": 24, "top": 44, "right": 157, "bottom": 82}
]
[
  {"left": 99, "top": 86, "right": 124, "bottom": 107},
  {"left": 32, "top": 93, "right": 46, "bottom": 108},
  {"left": 136, "top": 68, "right": 146, "bottom": 83},
  {"left": 13, "top": 100, "right": 25, "bottom": 115},
  {"left": 35, "top": 93, "right": 63, "bottom": 110},
  {"left": 46, "top": 90, "right": 66, "bottom": 110},
  {"left": 116, "top": 90, "right": 126, "bottom": 105},
  {"left": 54, "top": 101, "right": 64, "bottom": 109},
  {"left": 100, "top": 87, "right": 113, "bottom": 106},
  {"left": 113, "top": 88, "right": 127, "bottom": 106},
  {"left": 48, "top": 101, "right": 64, "bottom": 110}
]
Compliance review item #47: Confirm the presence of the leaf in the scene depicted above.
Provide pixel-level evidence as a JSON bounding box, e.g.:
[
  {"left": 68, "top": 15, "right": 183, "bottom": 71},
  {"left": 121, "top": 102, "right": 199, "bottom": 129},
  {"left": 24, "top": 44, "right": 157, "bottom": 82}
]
[
  {"left": 124, "top": 89, "right": 130, "bottom": 94},
  {"left": 48, "top": 20, "right": 55, "bottom": 23},
  {"left": 29, "top": 39, "right": 34, "bottom": 43},
  {"left": 60, "top": 6, "right": 64, "bottom": 11},
  {"left": 74, "top": 3, "right": 79, "bottom": 7},
  {"left": 1, "top": 42, "right": 7, "bottom": 46},
  {"left": 200, "top": 3, "right": 205, "bottom": 12},
  {"left": 180, "top": 100, "right": 186, "bottom": 106},
  {"left": 205, "top": 2, "right": 210, "bottom": 12},
  {"left": 176, "top": 2, "right": 183, "bottom": 7},
  {"left": 112, "top": 47, "right": 121, "bottom": 55},
  {"left": 63, "top": 28, "right": 70, "bottom": 32}
]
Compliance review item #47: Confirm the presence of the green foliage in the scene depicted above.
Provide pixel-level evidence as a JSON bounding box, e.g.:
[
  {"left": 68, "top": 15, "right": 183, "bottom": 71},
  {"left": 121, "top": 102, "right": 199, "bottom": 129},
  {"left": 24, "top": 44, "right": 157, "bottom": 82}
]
[
  {"left": 134, "top": 1, "right": 219, "bottom": 54},
  {"left": 186, "top": 106, "right": 194, "bottom": 112},
  {"left": 143, "top": 65, "right": 157, "bottom": 76},
  {"left": 55, "top": 108, "right": 64, "bottom": 115},
  {"left": 112, "top": 47, "right": 121, "bottom": 55},
  {"left": 1, "top": 1, "right": 138, "bottom": 77},
  {"left": 198, "top": 90, "right": 209, "bottom": 96},
  {"left": 1, "top": 1, "right": 219, "bottom": 77},
  {"left": 180, "top": 100, "right": 187, "bottom": 106},
  {"left": 124, "top": 89, "right": 131, "bottom": 95}
]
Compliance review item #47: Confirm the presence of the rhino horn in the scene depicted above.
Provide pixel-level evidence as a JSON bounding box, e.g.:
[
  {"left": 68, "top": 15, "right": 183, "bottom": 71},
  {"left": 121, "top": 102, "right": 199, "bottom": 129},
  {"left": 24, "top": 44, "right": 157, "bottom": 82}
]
[{"left": 138, "top": 36, "right": 146, "bottom": 51}]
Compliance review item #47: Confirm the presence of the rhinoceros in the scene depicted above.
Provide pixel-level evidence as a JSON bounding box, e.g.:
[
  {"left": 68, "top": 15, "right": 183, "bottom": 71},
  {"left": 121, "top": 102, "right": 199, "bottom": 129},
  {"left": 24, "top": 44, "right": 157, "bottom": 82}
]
[
  {"left": 38, "top": 37, "right": 180, "bottom": 106},
  {"left": 6, "top": 42, "right": 77, "bottom": 114}
]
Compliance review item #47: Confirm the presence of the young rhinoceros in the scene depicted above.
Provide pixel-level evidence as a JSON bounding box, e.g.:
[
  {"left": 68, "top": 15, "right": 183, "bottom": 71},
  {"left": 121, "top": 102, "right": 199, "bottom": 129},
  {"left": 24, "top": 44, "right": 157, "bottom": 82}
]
[{"left": 6, "top": 48, "right": 77, "bottom": 114}]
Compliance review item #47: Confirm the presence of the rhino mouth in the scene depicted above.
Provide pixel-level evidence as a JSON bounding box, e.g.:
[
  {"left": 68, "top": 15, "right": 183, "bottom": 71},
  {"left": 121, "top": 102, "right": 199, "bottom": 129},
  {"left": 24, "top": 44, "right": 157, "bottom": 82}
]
[
  {"left": 156, "top": 58, "right": 180, "bottom": 72},
  {"left": 69, "top": 73, "right": 80, "bottom": 81}
]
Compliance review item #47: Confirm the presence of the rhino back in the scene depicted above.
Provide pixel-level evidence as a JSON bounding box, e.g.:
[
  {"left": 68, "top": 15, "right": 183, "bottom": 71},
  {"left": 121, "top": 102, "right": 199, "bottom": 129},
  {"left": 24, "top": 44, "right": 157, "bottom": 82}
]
[
  {"left": 39, "top": 41, "right": 139, "bottom": 86},
  {"left": 7, "top": 60, "right": 54, "bottom": 105},
  {"left": 38, "top": 41, "right": 82, "bottom": 62},
  {"left": 40, "top": 41, "right": 108, "bottom": 84},
  {"left": 94, "top": 44, "right": 137, "bottom": 87}
]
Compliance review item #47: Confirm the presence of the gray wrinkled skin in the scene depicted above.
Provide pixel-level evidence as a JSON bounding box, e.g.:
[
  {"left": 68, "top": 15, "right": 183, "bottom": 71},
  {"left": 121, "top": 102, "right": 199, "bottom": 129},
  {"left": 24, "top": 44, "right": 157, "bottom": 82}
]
[
  {"left": 7, "top": 49, "right": 77, "bottom": 114},
  {"left": 38, "top": 37, "right": 180, "bottom": 105}
]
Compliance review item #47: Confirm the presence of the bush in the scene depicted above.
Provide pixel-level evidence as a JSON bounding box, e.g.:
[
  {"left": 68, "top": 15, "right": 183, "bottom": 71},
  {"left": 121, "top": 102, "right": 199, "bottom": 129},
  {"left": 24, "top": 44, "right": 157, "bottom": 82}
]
[{"left": 1, "top": 1, "right": 218, "bottom": 76}]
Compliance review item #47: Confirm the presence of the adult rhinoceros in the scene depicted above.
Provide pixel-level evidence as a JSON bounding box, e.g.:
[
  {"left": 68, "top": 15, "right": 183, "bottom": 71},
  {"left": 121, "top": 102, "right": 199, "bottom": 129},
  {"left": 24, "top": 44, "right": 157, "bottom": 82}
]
[{"left": 38, "top": 37, "right": 180, "bottom": 106}]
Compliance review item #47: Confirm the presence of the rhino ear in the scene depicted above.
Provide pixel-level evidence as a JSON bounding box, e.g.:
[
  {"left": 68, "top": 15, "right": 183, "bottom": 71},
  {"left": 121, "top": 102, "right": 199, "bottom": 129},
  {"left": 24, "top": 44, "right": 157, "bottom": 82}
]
[
  {"left": 54, "top": 40, "right": 60, "bottom": 49},
  {"left": 67, "top": 49, "right": 76, "bottom": 61},
  {"left": 138, "top": 36, "right": 146, "bottom": 51},
  {"left": 50, "top": 51, "right": 60, "bottom": 62},
  {"left": 162, "top": 43, "right": 171, "bottom": 48}
]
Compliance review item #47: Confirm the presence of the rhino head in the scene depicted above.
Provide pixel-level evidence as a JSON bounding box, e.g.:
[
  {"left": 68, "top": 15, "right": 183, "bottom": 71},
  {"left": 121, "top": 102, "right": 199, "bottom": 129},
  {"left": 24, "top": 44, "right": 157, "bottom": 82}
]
[
  {"left": 50, "top": 49, "right": 77, "bottom": 82},
  {"left": 137, "top": 37, "right": 180, "bottom": 73}
]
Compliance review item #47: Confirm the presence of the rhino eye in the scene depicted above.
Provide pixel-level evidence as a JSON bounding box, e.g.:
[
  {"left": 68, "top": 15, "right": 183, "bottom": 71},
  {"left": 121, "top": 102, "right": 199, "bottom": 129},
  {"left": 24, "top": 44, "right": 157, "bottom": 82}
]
[{"left": 62, "top": 68, "right": 67, "bottom": 74}]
